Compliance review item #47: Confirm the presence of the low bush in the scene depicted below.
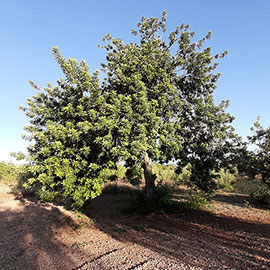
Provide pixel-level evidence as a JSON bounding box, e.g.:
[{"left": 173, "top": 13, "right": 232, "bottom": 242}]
[
  {"left": 102, "top": 181, "right": 135, "bottom": 195},
  {"left": 185, "top": 190, "right": 213, "bottom": 210},
  {"left": 216, "top": 168, "right": 236, "bottom": 191},
  {"left": 233, "top": 177, "right": 255, "bottom": 194},
  {"left": 0, "top": 162, "right": 31, "bottom": 185},
  {"left": 233, "top": 177, "right": 263, "bottom": 194},
  {"left": 124, "top": 183, "right": 181, "bottom": 214},
  {"left": 250, "top": 183, "right": 270, "bottom": 206},
  {"left": 152, "top": 164, "right": 178, "bottom": 184},
  {"left": 233, "top": 177, "right": 270, "bottom": 206},
  {"left": 152, "top": 163, "right": 192, "bottom": 186},
  {"left": 0, "top": 162, "right": 19, "bottom": 183},
  {"left": 176, "top": 164, "right": 192, "bottom": 185}
]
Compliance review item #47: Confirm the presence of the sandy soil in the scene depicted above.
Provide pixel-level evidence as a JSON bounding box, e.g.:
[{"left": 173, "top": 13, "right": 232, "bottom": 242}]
[{"left": 0, "top": 183, "right": 270, "bottom": 270}]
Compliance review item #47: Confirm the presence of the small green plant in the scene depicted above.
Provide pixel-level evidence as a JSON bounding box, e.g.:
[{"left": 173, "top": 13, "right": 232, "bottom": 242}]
[
  {"left": 176, "top": 164, "right": 192, "bottom": 185},
  {"left": 242, "top": 199, "right": 252, "bottom": 208},
  {"left": 152, "top": 164, "right": 178, "bottom": 184},
  {"left": 216, "top": 168, "right": 236, "bottom": 191},
  {"left": 185, "top": 190, "right": 213, "bottom": 210}
]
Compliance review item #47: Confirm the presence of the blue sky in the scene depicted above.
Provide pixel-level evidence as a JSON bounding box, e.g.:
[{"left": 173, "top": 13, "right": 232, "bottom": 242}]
[{"left": 1, "top": 0, "right": 270, "bottom": 163}]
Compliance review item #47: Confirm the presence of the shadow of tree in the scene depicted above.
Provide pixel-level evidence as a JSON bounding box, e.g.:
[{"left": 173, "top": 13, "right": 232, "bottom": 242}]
[
  {"left": 0, "top": 195, "right": 78, "bottom": 270},
  {"left": 174, "top": 187, "right": 269, "bottom": 210},
  {"left": 213, "top": 192, "right": 250, "bottom": 207},
  {"left": 2, "top": 183, "right": 269, "bottom": 270},
  {"left": 87, "top": 193, "right": 270, "bottom": 270},
  {"left": 214, "top": 192, "right": 270, "bottom": 210}
]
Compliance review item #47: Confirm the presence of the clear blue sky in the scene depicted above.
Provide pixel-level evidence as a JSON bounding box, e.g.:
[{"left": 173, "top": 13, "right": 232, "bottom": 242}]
[{"left": 1, "top": 0, "right": 270, "bottom": 163}]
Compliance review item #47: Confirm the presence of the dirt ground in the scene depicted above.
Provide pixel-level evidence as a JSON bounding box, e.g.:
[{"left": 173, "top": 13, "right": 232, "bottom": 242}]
[{"left": 0, "top": 183, "right": 270, "bottom": 270}]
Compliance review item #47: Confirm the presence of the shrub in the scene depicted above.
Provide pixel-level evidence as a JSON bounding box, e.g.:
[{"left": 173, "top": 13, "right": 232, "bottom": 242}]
[
  {"left": 216, "top": 168, "right": 236, "bottom": 191},
  {"left": 151, "top": 163, "right": 192, "bottom": 186},
  {"left": 150, "top": 183, "right": 173, "bottom": 211},
  {"left": 233, "top": 177, "right": 270, "bottom": 206},
  {"left": 175, "top": 164, "right": 192, "bottom": 185},
  {"left": 102, "top": 181, "right": 134, "bottom": 195},
  {"left": 250, "top": 183, "right": 270, "bottom": 206},
  {"left": 124, "top": 183, "right": 179, "bottom": 214},
  {"left": 152, "top": 164, "right": 178, "bottom": 184},
  {"left": 0, "top": 162, "right": 32, "bottom": 185},
  {"left": 233, "top": 178, "right": 255, "bottom": 194},
  {"left": 0, "top": 162, "right": 18, "bottom": 183},
  {"left": 185, "top": 190, "right": 213, "bottom": 210},
  {"left": 125, "top": 165, "right": 144, "bottom": 186}
]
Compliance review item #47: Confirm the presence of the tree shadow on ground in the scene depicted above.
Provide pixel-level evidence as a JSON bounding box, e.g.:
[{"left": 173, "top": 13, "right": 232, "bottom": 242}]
[
  {"left": 0, "top": 194, "right": 78, "bottom": 270},
  {"left": 214, "top": 192, "right": 250, "bottom": 207},
  {"left": 174, "top": 186, "right": 269, "bottom": 210},
  {"left": 86, "top": 193, "right": 270, "bottom": 270},
  {"left": 214, "top": 192, "right": 270, "bottom": 210}
]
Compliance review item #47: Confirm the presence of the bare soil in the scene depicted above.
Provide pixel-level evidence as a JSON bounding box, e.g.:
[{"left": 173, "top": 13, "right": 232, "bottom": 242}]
[{"left": 0, "top": 183, "right": 269, "bottom": 270}]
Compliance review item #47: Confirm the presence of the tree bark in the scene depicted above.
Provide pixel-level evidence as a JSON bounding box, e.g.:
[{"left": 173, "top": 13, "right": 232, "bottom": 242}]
[{"left": 143, "top": 152, "right": 156, "bottom": 201}]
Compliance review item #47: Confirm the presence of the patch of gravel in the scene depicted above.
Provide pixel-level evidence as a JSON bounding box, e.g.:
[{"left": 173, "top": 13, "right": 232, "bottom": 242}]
[
  {"left": 74, "top": 243, "right": 201, "bottom": 270},
  {"left": 0, "top": 186, "right": 269, "bottom": 270}
]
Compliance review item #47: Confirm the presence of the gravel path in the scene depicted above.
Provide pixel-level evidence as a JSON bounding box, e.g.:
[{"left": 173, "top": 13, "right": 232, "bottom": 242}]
[{"left": 0, "top": 184, "right": 269, "bottom": 270}]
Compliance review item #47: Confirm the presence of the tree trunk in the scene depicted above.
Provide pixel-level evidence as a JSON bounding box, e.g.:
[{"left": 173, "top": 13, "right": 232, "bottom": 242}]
[{"left": 143, "top": 152, "right": 156, "bottom": 201}]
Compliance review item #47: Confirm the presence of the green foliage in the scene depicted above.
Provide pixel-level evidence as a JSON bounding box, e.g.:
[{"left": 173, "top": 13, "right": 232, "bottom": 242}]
[
  {"left": 0, "top": 162, "right": 18, "bottom": 183},
  {"left": 176, "top": 164, "right": 192, "bottom": 185},
  {"left": 20, "top": 49, "right": 119, "bottom": 209},
  {"left": 150, "top": 183, "right": 173, "bottom": 211},
  {"left": 234, "top": 118, "right": 270, "bottom": 207},
  {"left": 151, "top": 163, "right": 192, "bottom": 186},
  {"left": 152, "top": 164, "right": 178, "bottom": 183},
  {"left": 125, "top": 165, "right": 143, "bottom": 186},
  {"left": 124, "top": 183, "right": 179, "bottom": 214},
  {"left": 233, "top": 178, "right": 256, "bottom": 194},
  {"left": 233, "top": 177, "right": 270, "bottom": 206},
  {"left": 247, "top": 118, "right": 270, "bottom": 189},
  {"left": 21, "top": 11, "right": 237, "bottom": 208},
  {"left": 185, "top": 191, "right": 211, "bottom": 210},
  {"left": 115, "top": 164, "right": 127, "bottom": 180},
  {"left": 216, "top": 168, "right": 237, "bottom": 191},
  {"left": 250, "top": 183, "right": 270, "bottom": 206},
  {"left": 102, "top": 11, "right": 236, "bottom": 198},
  {"left": 106, "top": 164, "right": 127, "bottom": 182},
  {"left": 0, "top": 162, "right": 31, "bottom": 185}
]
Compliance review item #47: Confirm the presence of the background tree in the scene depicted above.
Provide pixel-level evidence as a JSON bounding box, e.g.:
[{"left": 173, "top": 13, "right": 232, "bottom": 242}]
[{"left": 247, "top": 117, "right": 270, "bottom": 188}]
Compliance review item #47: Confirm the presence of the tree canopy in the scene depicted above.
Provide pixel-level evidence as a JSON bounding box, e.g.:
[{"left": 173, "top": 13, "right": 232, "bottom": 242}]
[
  {"left": 21, "top": 11, "right": 237, "bottom": 208},
  {"left": 246, "top": 118, "right": 270, "bottom": 188}
]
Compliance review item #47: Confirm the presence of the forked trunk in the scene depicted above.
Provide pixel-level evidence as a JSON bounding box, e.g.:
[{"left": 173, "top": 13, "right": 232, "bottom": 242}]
[{"left": 143, "top": 152, "right": 156, "bottom": 201}]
